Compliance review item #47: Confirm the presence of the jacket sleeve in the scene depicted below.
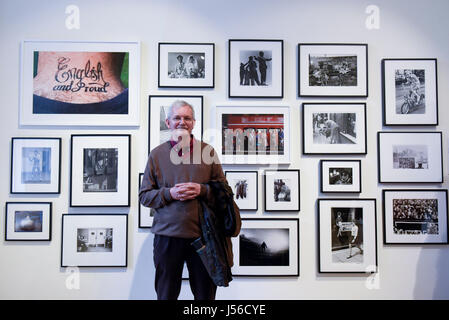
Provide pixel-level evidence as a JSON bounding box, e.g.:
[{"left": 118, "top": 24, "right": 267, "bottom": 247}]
[{"left": 139, "top": 154, "right": 173, "bottom": 209}]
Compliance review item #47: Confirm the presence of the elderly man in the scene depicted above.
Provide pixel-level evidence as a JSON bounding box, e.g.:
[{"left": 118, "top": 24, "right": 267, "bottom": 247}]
[{"left": 139, "top": 100, "right": 240, "bottom": 300}]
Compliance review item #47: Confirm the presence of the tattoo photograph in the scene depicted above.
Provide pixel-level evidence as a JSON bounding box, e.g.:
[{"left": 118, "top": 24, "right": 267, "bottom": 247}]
[
  {"left": 77, "top": 228, "right": 113, "bottom": 253},
  {"left": 83, "top": 148, "right": 118, "bottom": 192}
]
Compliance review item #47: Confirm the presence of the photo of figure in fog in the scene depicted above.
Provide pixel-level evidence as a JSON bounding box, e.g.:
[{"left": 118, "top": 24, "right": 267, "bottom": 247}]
[
  {"left": 312, "top": 113, "right": 356, "bottom": 144},
  {"left": 77, "top": 228, "right": 113, "bottom": 253},
  {"left": 239, "top": 228, "right": 289, "bottom": 266},
  {"left": 393, "top": 199, "right": 439, "bottom": 235},
  {"left": 167, "top": 52, "right": 205, "bottom": 79},
  {"left": 83, "top": 148, "right": 118, "bottom": 192},
  {"left": 21, "top": 147, "right": 51, "bottom": 184},
  {"left": 273, "top": 179, "right": 291, "bottom": 202},
  {"left": 239, "top": 50, "right": 272, "bottom": 86},
  {"left": 309, "top": 54, "right": 357, "bottom": 86},
  {"left": 14, "top": 211, "right": 43, "bottom": 232},
  {"left": 329, "top": 167, "right": 353, "bottom": 185},
  {"left": 222, "top": 114, "right": 284, "bottom": 155},
  {"left": 331, "top": 207, "right": 363, "bottom": 263},
  {"left": 393, "top": 145, "right": 428, "bottom": 169},
  {"left": 394, "top": 69, "right": 425, "bottom": 114}
]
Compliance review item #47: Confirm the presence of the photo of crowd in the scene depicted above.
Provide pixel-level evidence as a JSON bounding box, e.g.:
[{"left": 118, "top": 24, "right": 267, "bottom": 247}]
[{"left": 392, "top": 199, "right": 439, "bottom": 235}]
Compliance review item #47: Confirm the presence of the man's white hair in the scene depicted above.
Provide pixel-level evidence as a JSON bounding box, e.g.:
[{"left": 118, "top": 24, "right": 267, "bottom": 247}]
[{"left": 166, "top": 100, "right": 196, "bottom": 120}]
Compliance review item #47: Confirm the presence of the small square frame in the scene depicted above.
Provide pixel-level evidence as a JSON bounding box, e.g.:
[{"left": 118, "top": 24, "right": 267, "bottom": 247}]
[
  {"left": 225, "top": 171, "right": 258, "bottom": 211},
  {"left": 264, "top": 169, "right": 300, "bottom": 212}
]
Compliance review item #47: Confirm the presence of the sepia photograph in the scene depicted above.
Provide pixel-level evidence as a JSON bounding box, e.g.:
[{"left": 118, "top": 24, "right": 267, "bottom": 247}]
[
  {"left": 83, "top": 148, "right": 118, "bottom": 192},
  {"left": 77, "top": 228, "right": 113, "bottom": 252},
  {"left": 309, "top": 54, "right": 357, "bottom": 87}
]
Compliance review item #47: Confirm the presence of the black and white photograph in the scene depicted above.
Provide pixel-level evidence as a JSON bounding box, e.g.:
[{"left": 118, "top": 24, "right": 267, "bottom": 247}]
[
  {"left": 264, "top": 169, "right": 300, "bottom": 212},
  {"left": 299, "top": 43, "right": 368, "bottom": 97},
  {"left": 158, "top": 43, "right": 214, "bottom": 88},
  {"left": 11, "top": 137, "right": 61, "bottom": 194},
  {"left": 231, "top": 219, "right": 299, "bottom": 276},
  {"left": 77, "top": 228, "right": 113, "bottom": 252},
  {"left": 70, "top": 134, "right": 130, "bottom": 207},
  {"left": 378, "top": 132, "right": 443, "bottom": 183},
  {"left": 382, "top": 59, "right": 438, "bottom": 125},
  {"left": 318, "top": 199, "right": 377, "bottom": 273},
  {"left": 61, "top": 214, "right": 128, "bottom": 267},
  {"left": 303, "top": 103, "right": 366, "bottom": 154},
  {"left": 229, "top": 40, "right": 283, "bottom": 98},
  {"left": 139, "top": 173, "right": 154, "bottom": 228},
  {"left": 215, "top": 105, "right": 290, "bottom": 164},
  {"left": 225, "top": 171, "right": 258, "bottom": 211},
  {"left": 321, "top": 160, "right": 361, "bottom": 193},
  {"left": 383, "top": 190, "right": 448, "bottom": 244},
  {"left": 148, "top": 96, "right": 203, "bottom": 153},
  {"left": 5, "top": 202, "right": 52, "bottom": 241}
]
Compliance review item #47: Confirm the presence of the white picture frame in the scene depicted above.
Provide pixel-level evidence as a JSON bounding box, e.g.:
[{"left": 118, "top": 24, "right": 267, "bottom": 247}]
[{"left": 225, "top": 171, "right": 258, "bottom": 211}]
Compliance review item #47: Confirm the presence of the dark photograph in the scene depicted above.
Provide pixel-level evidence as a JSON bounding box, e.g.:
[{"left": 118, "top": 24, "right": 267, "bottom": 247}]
[
  {"left": 239, "top": 50, "right": 272, "bottom": 86},
  {"left": 239, "top": 228, "right": 289, "bottom": 266},
  {"left": 14, "top": 211, "right": 43, "bottom": 232},
  {"left": 312, "top": 113, "right": 356, "bottom": 144},
  {"left": 331, "top": 207, "right": 363, "bottom": 263},
  {"left": 394, "top": 69, "right": 425, "bottom": 115},
  {"left": 167, "top": 52, "right": 205, "bottom": 79},
  {"left": 329, "top": 167, "right": 353, "bottom": 185},
  {"left": 393, "top": 199, "right": 439, "bottom": 235},
  {"left": 222, "top": 114, "right": 284, "bottom": 155},
  {"left": 273, "top": 179, "right": 291, "bottom": 202},
  {"left": 234, "top": 179, "right": 248, "bottom": 200},
  {"left": 393, "top": 145, "right": 428, "bottom": 169},
  {"left": 21, "top": 147, "right": 51, "bottom": 184},
  {"left": 83, "top": 148, "right": 118, "bottom": 192},
  {"left": 309, "top": 54, "right": 357, "bottom": 87},
  {"left": 77, "top": 228, "right": 113, "bottom": 252}
]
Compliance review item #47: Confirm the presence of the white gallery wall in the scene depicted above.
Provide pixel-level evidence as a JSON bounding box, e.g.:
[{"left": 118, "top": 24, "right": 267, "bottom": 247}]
[{"left": 1, "top": 0, "right": 448, "bottom": 299}]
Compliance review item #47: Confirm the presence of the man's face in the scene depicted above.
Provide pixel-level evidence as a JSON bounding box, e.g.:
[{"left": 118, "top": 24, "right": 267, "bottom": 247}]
[{"left": 165, "top": 105, "right": 196, "bottom": 136}]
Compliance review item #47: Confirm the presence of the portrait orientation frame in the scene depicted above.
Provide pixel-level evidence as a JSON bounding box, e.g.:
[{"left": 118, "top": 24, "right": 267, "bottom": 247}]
[
  {"left": 382, "top": 58, "right": 438, "bottom": 126},
  {"left": 148, "top": 95, "right": 203, "bottom": 154},
  {"left": 213, "top": 105, "right": 290, "bottom": 164},
  {"left": 231, "top": 218, "right": 299, "bottom": 277},
  {"left": 61, "top": 213, "right": 128, "bottom": 267},
  {"left": 70, "top": 134, "right": 131, "bottom": 207},
  {"left": 20, "top": 40, "right": 141, "bottom": 126},
  {"left": 158, "top": 42, "right": 215, "bottom": 88},
  {"left": 320, "top": 160, "right": 361, "bottom": 193},
  {"left": 5, "top": 202, "right": 52, "bottom": 241},
  {"left": 382, "top": 189, "right": 448, "bottom": 245},
  {"left": 228, "top": 39, "right": 284, "bottom": 98},
  {"left": 302, "top": 103, "right": 367, "bottom": 155},
  {"left": 225, "top": 171, "right": 258, "bottom": 211},
  {"left": 264, "top": 169, "right": 300, "bottom": 212},
  {"left": 10, "top": 137, "right": 61, "bottom": 194},
  {"left": 377, "top": 131, "right": 443, "bottom": 183},
  {"left": 318, "top": 198, "right": 378, "bottom": 274},
  {"left": 298, "top": 43, "right": 368, "bottom": 97},
  {"left": 138, "top": 173, "right": 153, "bottom": 228}
]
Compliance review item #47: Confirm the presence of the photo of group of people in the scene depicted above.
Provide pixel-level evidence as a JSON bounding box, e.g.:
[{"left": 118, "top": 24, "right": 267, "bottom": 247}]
[
  {"left": 239, "top": 50, "right": 272, "bottom": 86},
  {"left": 329, "top": 168, "right": 353, "bottom": 185},
  {"left": 77, "top": 228, "right": 113, "bottom": 253},
  {"left": 309, "top": 54, "right": 357, "bottom": 87},
  {"left": 167, "top": 52, "right": 205, "bottom": 79},
  {"left": 392, "top": 199, "right": 439, "bottom": 235}
]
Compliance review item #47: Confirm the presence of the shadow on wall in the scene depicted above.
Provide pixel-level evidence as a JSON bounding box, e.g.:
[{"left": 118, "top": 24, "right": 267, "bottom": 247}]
[
  {"left": 413, "top": 247, "right": 449, "bottom": 299},
  {"left": 129, "top": 232, "right": 156, "bottom": 299}
]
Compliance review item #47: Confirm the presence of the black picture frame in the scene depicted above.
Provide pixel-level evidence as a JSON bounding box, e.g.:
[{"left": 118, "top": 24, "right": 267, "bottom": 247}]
[
  {"left": 10, "top": 137, "right": 62, "bottom": 194},
  {"left": 320, "top": 160, "right": 362, "bottom": 193},
  {"left": 228, "top": 39, "right": 284, "bottom": 98},
  {"left": 298, "top": 43, "right": 368, "bottom": 97},
  {"left": 225, "top": 170, "right": 258, "bottom": 211},
  {"left": 5, "top": 202, "right": 52, "bottom": 241},
  {"left": 158, "top": 42, "right": 215, "bottom": 88},
  {"left": 263, "top": 169, "right": 300, "bottom": 212},
  {"left": 70, "top": 134, "right": 131, "bottom": 207},
  {"left": 381, "top": 58, "right": 438, "bottom": 126}
]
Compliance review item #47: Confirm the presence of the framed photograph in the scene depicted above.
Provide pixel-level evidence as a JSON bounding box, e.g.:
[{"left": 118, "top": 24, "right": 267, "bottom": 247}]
[
  {"left": 138, "top": 173, "right": 154, "bottom": 228},
  {"left": 5, "top": 202, "right": 52, "bottom": 241},
  {"left": 377, "top": 131, "right": 443, "bottom": 183},
  {"left": 264, "top": 170, "right": 300, "bottom": 212},
  {"left": 318, "top": 199, "right": 377, "bottom": 273},
  {"left": 382, "top": 58, "right": 438, "bottom": 126},
  {"left": 225, "top": 171, "right": 258, "bottom": 211},
  {"left": 383, "top": 189, "right": 448, "bottom": 244},
  {"left": 214, "top": 105, "right": 290, "bottom": 164},
  {"left": 70, "top": 134, "right": 131, "bottom": 207},
  {"left": 158, "top": 43, "right": 214, "bottom": 88},
  {"left": 20, "top": 40, "right": 140, "bottom": 126},
  {"left": 148, "top": 95, "right": 203, "bottom": 153},
  {"left": 320, "top": 160, "right": 361, "bottom": 193},
  {"left": 298, "top": 43, "right": 368, "bottom": 97},
  {"left": 61, "top": 214, "right": 128, "bottom": 267},
  {"left": 302, "top": 103, "right": 367, "bottom": 155},
  {"left": 228, "top": 39, "right": 283, "bottom": 98},
  {"left": 10, "top": 137, "right": 61, "bottom": 194},
  {"left": 231, "top": 218, "right": 299, "bottom": 277}
]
